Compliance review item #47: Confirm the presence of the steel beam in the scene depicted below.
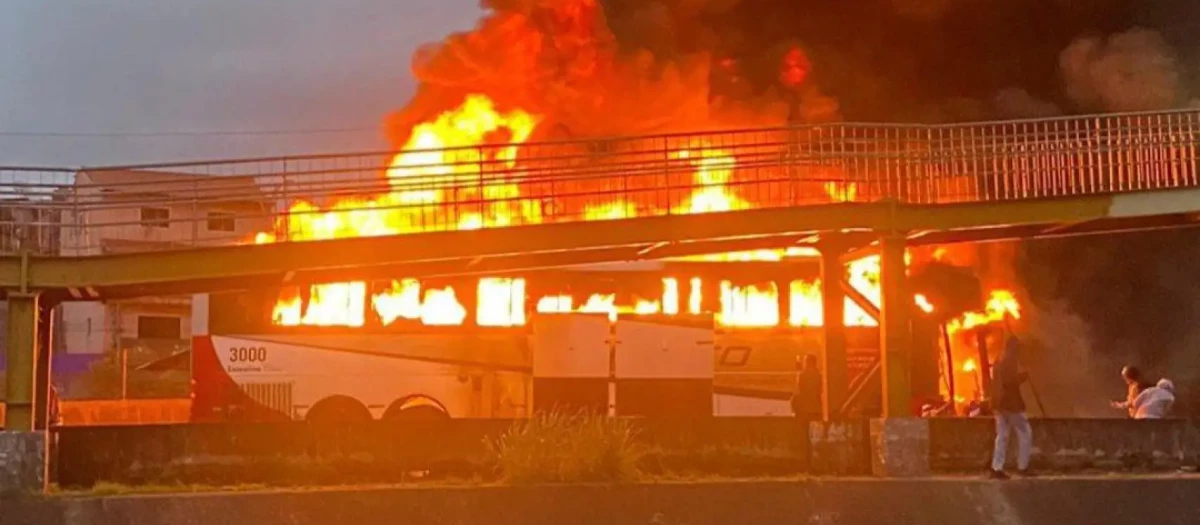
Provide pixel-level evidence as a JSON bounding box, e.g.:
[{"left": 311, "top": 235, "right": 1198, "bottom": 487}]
[
  {"left": 33, "top": 299, "right": 55, "bottom": 431},
  {"left": 909, "top": 214, "right": 1200, "bottom": 246},
  {"left": 4, "top": 292, "right": 40, "bottom": 431},
  {"left": 818, "top": 239, "right": 848, "bottom": 420},
  {"left": 840, "top": 242, "right": 879, "bottom": 265},
  {"left": 1, "top": 204, "right": 894, "bottom": 291},
  {"left": 840, "top": 279, "right": 882, "bottom": 321},
  {"left": 878, "top": 232, "right": 912, "bottom": 418},
  {"left": 3, "top": 191, "right": 1197, "bottom": 300},
  {"left": 889, "top": 194, "right": 1115, "bottom": 231}
]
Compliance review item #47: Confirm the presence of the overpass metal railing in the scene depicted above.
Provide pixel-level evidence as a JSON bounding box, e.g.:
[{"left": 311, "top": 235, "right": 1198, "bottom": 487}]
[
  {"left": 2, "top": 109, "right": 1198, "bottom": 256},
  {"left": 1, "top": 166, "right": 77, "bottom": 256}
]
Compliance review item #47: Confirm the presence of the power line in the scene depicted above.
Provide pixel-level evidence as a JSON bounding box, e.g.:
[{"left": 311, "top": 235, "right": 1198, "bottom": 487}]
[{"left": 0, "top": 127, "right": 378, "bottom": 138}]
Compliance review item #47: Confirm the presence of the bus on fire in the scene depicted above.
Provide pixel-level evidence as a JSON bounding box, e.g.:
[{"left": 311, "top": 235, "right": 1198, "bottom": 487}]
[{"left": 189, "top": 260, "right": 893, "bottom": 423}]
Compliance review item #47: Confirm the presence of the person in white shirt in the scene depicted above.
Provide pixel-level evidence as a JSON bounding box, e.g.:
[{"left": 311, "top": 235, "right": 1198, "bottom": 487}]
[{"left": 1131, "top": 379, "right": 1176, "bottom": 419}]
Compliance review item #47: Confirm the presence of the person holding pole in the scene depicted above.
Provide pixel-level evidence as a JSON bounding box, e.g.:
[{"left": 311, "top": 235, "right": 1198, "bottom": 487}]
[{"left": 989, "top": 333, "right": 1033, "bottom": 479}]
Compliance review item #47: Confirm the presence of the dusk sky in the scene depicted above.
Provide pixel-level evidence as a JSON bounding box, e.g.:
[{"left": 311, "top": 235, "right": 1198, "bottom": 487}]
[{"left": 0, "top": 0, "right": 479, "bottom": 166}]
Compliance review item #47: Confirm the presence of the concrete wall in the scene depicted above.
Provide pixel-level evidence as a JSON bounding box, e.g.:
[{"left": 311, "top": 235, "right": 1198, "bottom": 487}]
[
  {"left": 4, "top": 479, "right": 1200, "bottom": 525},
  {"left": 0, "top": 399, "right": 191, "bottom": 428},
  {"left": 930, "top": 418, "right": 1200, "bottom": 472},
  {"left": 52, "top": 418, "right": 862, "bottom": 488},
  {"left": 42, "top": 416, "right": 1200, "bottom": 489}
]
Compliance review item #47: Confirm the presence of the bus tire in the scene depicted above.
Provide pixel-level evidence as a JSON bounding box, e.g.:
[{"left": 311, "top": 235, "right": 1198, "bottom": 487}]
[
  {"left": 305, "top": 395, "right": 372, "bottom": 424},
  {"left": 382, "top": 395, "right": 450, "bottom": 421}
]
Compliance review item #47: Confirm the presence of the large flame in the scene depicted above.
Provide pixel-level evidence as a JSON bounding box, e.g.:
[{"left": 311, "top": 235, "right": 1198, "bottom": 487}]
[
  {"left": 259, "top": 95, "right": 540, "bottom": 327},
  {"left": 673, "top": 148, "right": 747, "bottom": 214},
  {"left": 948, "top": 290, "right": 1021, "bottom": 332},
  {"left": 257, "top": 93, "right": 1018, "bottom": 334}
]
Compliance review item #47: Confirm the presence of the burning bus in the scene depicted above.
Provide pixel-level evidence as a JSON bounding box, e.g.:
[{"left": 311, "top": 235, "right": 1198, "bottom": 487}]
[{"left": 190, "top": 258, "right": 894, "bottom": 423}]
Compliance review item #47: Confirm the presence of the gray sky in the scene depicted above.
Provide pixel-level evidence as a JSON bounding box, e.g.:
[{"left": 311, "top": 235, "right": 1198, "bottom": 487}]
[{"left": 0, "top": 0, "right": 478, "bottom": 166}]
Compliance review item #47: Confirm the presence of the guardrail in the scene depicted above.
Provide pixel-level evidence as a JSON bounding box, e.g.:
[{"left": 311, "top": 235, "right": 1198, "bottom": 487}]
[{"left": 2, "top": 109, "right": 1198, "bottom": 256}]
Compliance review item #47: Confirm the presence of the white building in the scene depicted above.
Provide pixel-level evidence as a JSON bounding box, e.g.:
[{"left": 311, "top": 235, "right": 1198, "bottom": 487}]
[{"left": 57, "top": 169, "right": 272, "bottom": 356}]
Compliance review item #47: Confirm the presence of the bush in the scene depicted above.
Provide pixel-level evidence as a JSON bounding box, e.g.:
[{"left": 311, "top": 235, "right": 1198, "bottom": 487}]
[{"left": 487, "top": 411, "right": 643, "bottom": 484}]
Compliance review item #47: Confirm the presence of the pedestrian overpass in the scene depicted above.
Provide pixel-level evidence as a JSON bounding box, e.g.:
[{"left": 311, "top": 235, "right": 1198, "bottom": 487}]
[{"left": 4, "top": 109, "right": 1200, "bottom": 430}]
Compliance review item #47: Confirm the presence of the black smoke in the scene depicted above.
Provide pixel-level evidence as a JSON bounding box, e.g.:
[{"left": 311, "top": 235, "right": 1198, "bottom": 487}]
[
  {"left": 595, "top": 0, "right": 1200, "bottom": 409},
  {"left": 599, "top": 0, "right": 1200, "bottom": 119}
]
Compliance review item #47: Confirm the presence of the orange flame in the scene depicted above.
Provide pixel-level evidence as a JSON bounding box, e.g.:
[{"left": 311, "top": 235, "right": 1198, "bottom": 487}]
[
  {"left": 823, "top": 181, "right": 858, "bottom": 202},
  {"left": 672, "top": 147, "right": 747, "bottom": 214},
  {"left": 255, "top": 93, "right": 1019, "bottom": 332},
  {"left": 947, "top": 290, "right": 1021, "bottom": 333},
  {"left": 262, "top": 96, "right": 539, "bottom": 327},
  {"left": 272, "top": 283, "right": 366, "bottom": 327},
  {"left": 477, "top": 277, "right": 527, "bottom": 327},
  {"left": 962, "top": 358, "right": 979, "bottom": 373},
  {"left": 718, "top": 281, "right": 779, "bottom": 327},
  {"left": 371, "top": 279, "right": 469, "bottom": 326}
]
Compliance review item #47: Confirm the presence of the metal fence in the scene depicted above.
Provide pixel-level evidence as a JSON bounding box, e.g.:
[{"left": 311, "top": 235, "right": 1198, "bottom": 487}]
[{"left": 3, "top": 109, "right": 1198, "bottom": 256}]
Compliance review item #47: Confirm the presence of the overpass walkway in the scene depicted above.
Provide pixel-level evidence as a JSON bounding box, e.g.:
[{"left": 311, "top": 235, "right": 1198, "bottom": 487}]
[
  {"left": 3, "top": 109, "right": 1200, "bottom": 298},
  {"left": 3, "top": 108, "right": 1200, "bottom": 429}
]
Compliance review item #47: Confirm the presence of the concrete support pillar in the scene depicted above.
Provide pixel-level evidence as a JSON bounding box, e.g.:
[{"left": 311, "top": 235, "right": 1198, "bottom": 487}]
[
  {"left": 0, "top": 431, "right": 46, "bottom": 492},
  {"left": 818, "top": 241, "right": 848, "bottom": 421},
  {"left": 34, "top": 300, "right": 55, "bottom": 431},
  {"left": 4, "top": 292, "right": 41, "bottom": 431},
  {"left": 879, "top": 233, "right": 911, "bottom": 418},
  {"left": 869, "top": 418, "right": 930, "bottom": 477}
]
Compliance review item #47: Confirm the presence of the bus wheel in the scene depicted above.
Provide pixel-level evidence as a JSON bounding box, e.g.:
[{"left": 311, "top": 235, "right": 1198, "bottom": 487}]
[
  {"left": 382, "top": 396, "right": 450, "bottom": 421},
  {"left": 305, "top": 395, "right": 372, "bottom": 424}
]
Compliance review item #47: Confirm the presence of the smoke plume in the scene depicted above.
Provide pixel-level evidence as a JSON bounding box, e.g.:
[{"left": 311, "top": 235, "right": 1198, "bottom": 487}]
[
  {"left": 993, "top": 88, "right": 1062, "bottom": 119},
  {"left": 1024, "top": 301, "right": 1121, "bottom": 418},
  {"left": 1060, "top": 27, "right": 1184, "bottom": 112}
]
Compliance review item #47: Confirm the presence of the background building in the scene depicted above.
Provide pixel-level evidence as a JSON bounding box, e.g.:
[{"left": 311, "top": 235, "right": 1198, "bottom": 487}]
[{"left": 3, "top": 169, "right": 272, "bottom": 397}]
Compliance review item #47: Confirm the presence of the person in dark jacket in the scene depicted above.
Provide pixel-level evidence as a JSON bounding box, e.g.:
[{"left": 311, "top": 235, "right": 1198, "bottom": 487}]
[
  {"left": 989, "top": 335, "right": 1032, "bottom": 479},
  {"left": 791, "top": 354, "right": 823, "bottom": 420}
]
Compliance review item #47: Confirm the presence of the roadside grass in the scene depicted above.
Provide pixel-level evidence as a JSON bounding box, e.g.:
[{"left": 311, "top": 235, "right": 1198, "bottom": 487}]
[{"left": 487, "top": 411, "right": 644, "bottom": 484}]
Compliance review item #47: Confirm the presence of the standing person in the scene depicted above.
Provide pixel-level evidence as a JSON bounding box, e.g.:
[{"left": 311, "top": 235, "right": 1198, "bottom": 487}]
[
  {"left": 989, "top": 335, "right": 1033, "bottom": 479},
  {"left": 48, "top": 383, "right": 62, "bottom": 427},
  {"left": 791, "top": 354, "right": 823, "bottom": 420},
  {"left": 1111, "top": 366, "right": 1154, "bottom": 418}
]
